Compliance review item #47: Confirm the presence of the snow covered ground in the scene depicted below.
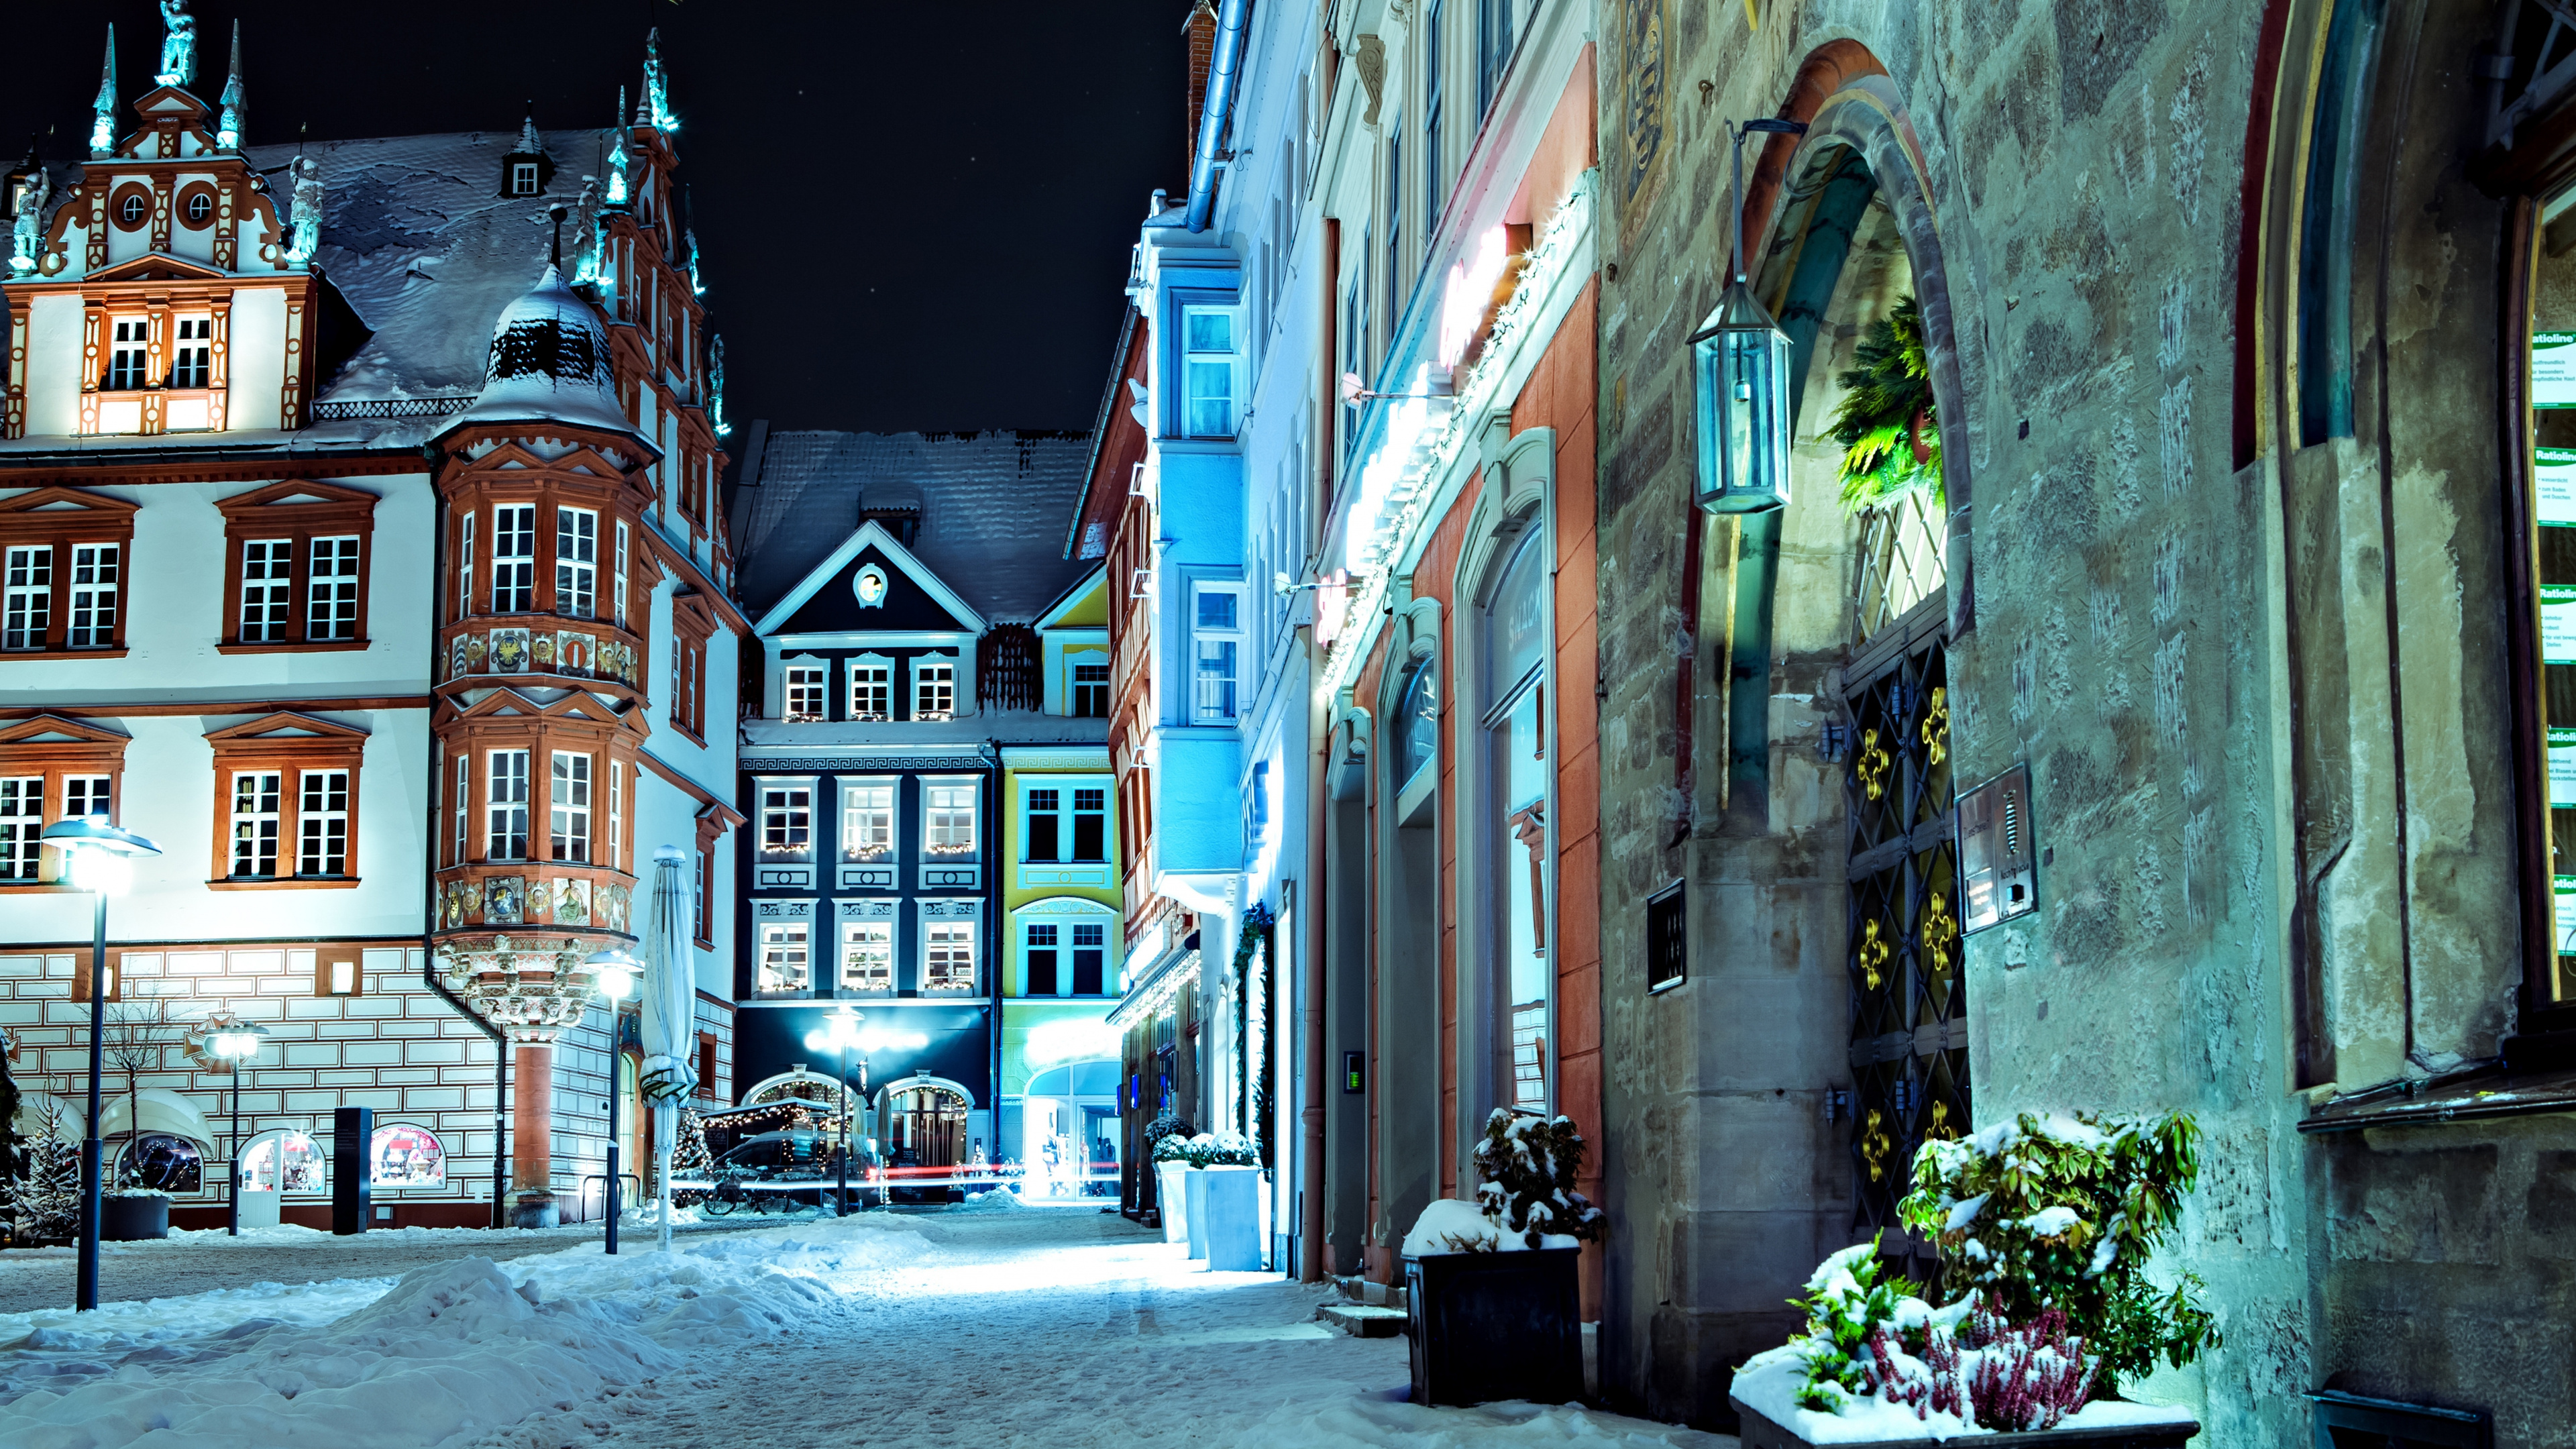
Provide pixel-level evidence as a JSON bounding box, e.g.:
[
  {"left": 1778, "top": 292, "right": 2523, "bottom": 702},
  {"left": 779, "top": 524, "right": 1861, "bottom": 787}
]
[{"left": 0, "top": 1204, "right": 1735, "bottom": 1449}]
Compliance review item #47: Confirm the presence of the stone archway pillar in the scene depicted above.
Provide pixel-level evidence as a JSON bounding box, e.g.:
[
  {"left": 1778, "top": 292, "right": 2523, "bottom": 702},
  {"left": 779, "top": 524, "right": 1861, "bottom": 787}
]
[{"left": 510, "top": 1036, "right": 557, "bottom": 1227}]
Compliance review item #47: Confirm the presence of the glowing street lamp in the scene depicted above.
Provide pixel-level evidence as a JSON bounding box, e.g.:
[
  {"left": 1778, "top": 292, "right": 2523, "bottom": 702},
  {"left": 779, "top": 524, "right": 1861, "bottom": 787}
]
[
  {"left": 40, "top": 814, "right": 160, "bottom": 1312},
  {"left": 207, "top": 1020, "right": 271, "bottom": 1238},
  {"left": 586, "top": 948, "right": 638, "bottom": 1254},
  {"left": 1690, "top": 117, "right": 1809, "bottom": 515},
  {"left": 804, "top": 1008, "right": 866, "bottom": 1214}
]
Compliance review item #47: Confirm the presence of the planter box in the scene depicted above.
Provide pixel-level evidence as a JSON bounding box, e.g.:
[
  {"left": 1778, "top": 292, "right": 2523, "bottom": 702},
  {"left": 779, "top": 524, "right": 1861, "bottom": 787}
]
[
  {"left": 1403, "top": 1248, "right": 1582, "bottom": 1409},
  {"left": 1155, "top": 1162, "right": 1189, "bottom": 1245},
  {"left": 1200, "top": 1165, "right": 1263, "bottom": 1271},
  {"left": 103, "top": 1195, "right": 170, "bottom": 1240},
  {"left": 1183, "top": 1168, "right": 1210, "bottom": 1260},
  {"left": 1731, "top": 1394, "right": 2200, "bottom": 1449}
]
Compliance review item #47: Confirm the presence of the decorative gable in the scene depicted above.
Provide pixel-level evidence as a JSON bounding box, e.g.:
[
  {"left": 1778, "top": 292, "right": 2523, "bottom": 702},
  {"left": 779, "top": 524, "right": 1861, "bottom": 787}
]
[{"left": 755, "top": 521, "right": 986, "bottom": 639}]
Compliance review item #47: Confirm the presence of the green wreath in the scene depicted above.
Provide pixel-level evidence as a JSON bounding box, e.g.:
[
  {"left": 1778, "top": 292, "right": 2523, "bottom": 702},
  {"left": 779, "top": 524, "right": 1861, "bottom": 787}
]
[{"left": 1825, "top": 294, "right": 1943, "bottom": 513}]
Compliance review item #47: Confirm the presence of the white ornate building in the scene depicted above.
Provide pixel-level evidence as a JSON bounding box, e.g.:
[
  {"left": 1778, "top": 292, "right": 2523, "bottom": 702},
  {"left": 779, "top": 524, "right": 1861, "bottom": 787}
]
[{"left": 0, "top": 20, "right": 742, "bottom": 1228}]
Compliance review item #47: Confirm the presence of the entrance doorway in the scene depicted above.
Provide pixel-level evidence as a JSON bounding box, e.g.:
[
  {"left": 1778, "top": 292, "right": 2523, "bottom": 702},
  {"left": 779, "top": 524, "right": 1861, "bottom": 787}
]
[{"left": 885, "top": 1081, "right": 969, "bottom": 1168}]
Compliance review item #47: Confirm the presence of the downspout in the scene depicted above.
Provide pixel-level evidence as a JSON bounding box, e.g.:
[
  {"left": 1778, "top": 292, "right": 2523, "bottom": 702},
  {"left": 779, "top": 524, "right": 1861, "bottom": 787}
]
[
  {"left": 1184, "top": 0, "right": 1254, "bottom": 233},
  {"left": 988, "top": 739, "right": 1004, "bottom": 1174},
  {"left": 416, "top": 464, "right": 511, "bottom": 1228},
  {"left": 1299, "top": 667, "right": 1328, "bottom": 1280}
]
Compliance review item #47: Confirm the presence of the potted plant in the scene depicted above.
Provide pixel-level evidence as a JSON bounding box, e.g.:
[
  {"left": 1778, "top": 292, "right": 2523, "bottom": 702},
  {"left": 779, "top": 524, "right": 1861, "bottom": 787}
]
[
  {"left": 1400, "top": 1109, "right": 1602, "bottom": 1408},
  {"left": 103, "top": 1186, "right": 171, "bottom": 1240},
  {"left": 1195, "top": 1130, "right": 1263, "bottom": 1271},
  {"left": 1729, "top": 1110, "right": 2216, "bottom": 1446},
  {"left": 1146, "top": 1112, "right": 1192, "bottom": 1246}
]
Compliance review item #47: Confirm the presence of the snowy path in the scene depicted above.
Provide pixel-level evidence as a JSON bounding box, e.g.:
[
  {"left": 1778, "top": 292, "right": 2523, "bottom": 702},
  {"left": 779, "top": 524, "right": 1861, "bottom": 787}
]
[
  {"left": 467, "top": 1205, "right": 1739, "bottom": 1449},
  {"left": 0, "top": 1202, "right": 1735, "bottom": 1449}
]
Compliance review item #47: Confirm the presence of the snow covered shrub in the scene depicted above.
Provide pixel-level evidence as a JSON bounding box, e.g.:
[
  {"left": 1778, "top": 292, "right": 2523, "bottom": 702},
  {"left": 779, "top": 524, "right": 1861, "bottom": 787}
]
[
  {"left": 1142, "top": 1109, "right": 1191, "bottom": 1163},
  {"left": 1782, "top": 1240, "right": 1931, "bottom": 1411},
  {"left": 7, "top": 1098, "right": 79, "bottom": 1244},
  {"left": 1470, "top": 1110, "right": 1603, "bottom": 1248},
  {"left": 1960, "top": 1307, "right": 2098, "bottom": 1433},
  {"left": 1167, "top": 1131, "right": 1259, "bottom": 1168},
  {"left": 1898, "top": 1109, "right": 2216, "bottom": 1389}
]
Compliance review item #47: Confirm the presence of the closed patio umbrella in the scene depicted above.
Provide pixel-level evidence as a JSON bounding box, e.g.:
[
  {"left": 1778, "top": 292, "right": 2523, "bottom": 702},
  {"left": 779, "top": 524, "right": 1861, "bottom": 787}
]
[{"left": 639, "top": 845, "right": 700, "bottom": 1252}]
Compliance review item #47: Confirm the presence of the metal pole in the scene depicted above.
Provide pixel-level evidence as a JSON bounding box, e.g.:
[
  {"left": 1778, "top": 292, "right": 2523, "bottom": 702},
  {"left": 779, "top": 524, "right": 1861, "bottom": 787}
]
[
  {"left": 837, "top": 1039, "right": 850, "bottom": 1215},
  {"left": 228, "top": 1062, "right": 242, "bottom": 1237},
  {"left": 76, "top": 887, "right": 106, "bottom": 1311},
  {"left": 605, "top": 1054, "right": 621, "bottom": 1256}
]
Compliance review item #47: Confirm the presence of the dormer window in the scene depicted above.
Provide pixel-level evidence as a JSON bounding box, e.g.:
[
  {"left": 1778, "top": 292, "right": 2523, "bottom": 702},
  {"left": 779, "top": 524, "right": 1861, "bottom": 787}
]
[
  {"left": 106, "top": 321, "right": 149, "bottom": 391},
  {"left": 511, "top": 161, "right": 540, "bottom": 197}
]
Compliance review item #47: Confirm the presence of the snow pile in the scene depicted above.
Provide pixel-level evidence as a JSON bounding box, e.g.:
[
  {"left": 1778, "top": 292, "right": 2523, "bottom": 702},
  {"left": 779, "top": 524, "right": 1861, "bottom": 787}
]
[
  {"left": 0, "top": 1215, "right": 932, "bottom": 1449},
  {"left": 1401, "top": 1199, "right": 1502, "bottom": 1255},
  {"left": 1733, "top": 1350, "right": 2194, "bottom": 1444},
  {"left": 957, "top": 1188, "right": 1024, "bottom": 1212}
]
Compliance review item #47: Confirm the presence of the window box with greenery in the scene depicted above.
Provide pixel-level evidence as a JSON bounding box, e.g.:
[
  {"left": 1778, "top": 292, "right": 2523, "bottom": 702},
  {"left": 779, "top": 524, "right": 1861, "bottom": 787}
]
[
  {"left": 1399, "top": 1110, "right": 1602, "bottom": 1409},
  {"left": 1728, "top": 1111, "right": 2209, "bottom": 1448}
]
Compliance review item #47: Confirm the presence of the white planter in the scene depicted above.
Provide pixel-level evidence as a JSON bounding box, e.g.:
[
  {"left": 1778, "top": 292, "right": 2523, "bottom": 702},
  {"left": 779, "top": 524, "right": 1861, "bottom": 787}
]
[{"left": 1154, "top": 1161, "right": 1189, "bottom": 1244}]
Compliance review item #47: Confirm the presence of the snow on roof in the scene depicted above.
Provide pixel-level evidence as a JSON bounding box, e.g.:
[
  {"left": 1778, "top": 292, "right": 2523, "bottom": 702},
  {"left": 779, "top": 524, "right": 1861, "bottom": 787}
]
[
  {"left": 243, "top": 128, "right": 613, "bottom": 409},
  {"left": 735, "top": 430, "right": 1093, "bottom": 626},
  {"left": 437, "top": 264, "right": 643, "bottom": 444}
]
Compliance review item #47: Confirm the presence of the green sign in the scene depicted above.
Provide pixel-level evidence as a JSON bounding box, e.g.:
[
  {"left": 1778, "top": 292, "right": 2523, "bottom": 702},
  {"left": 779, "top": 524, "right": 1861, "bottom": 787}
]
[
  {"left": 2543, "top": 448, "right": 2576, "bottom": 527},
  {"left": 2547, "top": 584, "right": 2576, "bottom": 664}
]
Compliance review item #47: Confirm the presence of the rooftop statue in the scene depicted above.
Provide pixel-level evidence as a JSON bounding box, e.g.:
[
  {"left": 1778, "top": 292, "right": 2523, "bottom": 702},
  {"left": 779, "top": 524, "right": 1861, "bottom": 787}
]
[{"left": 156, "top": 0, "right": 197, "bottom": 89}]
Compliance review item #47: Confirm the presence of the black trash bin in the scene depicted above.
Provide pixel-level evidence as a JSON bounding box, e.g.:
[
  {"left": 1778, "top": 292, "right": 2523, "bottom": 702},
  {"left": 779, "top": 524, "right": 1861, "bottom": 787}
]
[{"left": 1403, "top": 1247, "right": 1583, "bottom": 1408}]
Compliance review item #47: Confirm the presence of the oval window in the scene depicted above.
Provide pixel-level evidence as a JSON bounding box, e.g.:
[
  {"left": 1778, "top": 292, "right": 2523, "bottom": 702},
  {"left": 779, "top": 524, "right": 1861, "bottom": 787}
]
[
  {"left": 369, "top": 1123, "right": 447, "bottom": 1187},
  {"left": 186, "top": 193, "right": 213, "bottom": 225},
  {"left": 119, "top": 194, "right": 147, "bottom": 225}
]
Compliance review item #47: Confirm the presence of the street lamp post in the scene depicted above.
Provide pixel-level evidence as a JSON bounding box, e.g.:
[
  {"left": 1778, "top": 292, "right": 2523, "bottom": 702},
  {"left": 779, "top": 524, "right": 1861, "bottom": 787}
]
[
  {"left": 40, "top": 815, "right": 162, "bottom": 1313},
  {"left": 586, "top": 950, "right": 637, "bottom": 1255},
  {"left": 207, "top": 1021, "right": 272, "bottom": 1237},
  {"left": 804, "top": 1008, "right": 864, "bottom": 1216}
]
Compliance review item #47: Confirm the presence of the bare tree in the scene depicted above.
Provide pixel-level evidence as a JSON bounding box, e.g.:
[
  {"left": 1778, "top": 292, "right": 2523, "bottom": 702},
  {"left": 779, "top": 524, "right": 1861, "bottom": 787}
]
[{"left": 99, "top": 998, "right": 191, "bottom": 1186}]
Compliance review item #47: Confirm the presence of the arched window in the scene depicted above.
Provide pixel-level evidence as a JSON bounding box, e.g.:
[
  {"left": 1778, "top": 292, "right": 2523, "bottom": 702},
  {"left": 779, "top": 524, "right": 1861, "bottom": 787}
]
[
  {"left": 117, "top": 1132, "right": 203, "bottom": 1193},
  {"left": 1391, "top": 660, "right": 1438, "bottom": 792},
  {"left": 369, "top": 1123, "right": 447, "bottom": 1187},
  {"left": 239, "top": 1128, "right": 325, "bottom": 1193}
]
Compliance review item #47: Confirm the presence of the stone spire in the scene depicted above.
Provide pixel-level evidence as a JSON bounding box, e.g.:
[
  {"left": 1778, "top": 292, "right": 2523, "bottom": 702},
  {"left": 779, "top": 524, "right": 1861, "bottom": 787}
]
[
  {"left": 90, "top": 26, "right": 118, "bottom": 159},
  {"left": 216, "top": 21, "right": 246, "bottom": 149},
  {"left": 643, "top": 28, "right": 676, "bottom": 132},
  {"left": 605, "top": 87, "right": 631, "bottom": 205},
  {"left": 519, "top": 103, "right": 544, "bottom": 157}
]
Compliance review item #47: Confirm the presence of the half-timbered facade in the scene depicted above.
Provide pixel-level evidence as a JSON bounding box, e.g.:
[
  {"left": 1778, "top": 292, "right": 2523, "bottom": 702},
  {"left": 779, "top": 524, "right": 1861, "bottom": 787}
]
[{"left": 0, "top": 25, "right": 742, "bottom": 1230}]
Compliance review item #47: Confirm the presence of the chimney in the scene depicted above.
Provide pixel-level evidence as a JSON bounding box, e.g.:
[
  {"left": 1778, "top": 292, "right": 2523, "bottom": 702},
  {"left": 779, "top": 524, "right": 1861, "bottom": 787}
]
[{"left": 1184, "top": 1, "right": 1218, "bottom": 182}]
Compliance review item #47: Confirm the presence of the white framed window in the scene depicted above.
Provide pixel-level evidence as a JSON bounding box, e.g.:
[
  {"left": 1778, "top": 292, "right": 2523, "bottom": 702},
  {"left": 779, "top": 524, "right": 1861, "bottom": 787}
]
[
  {"left": 1025, "top": 922, "right": 1061, "bottom": 996},
  {"left": 307, "top": 537, "right": 359, "bottom": 641},
  {"left": 555, "top": 507, "right": 596, "bottom": 618},
  {"left": 1071, "top": 657, "right": 1110, "bottom": 718},
  {"left": 924, "top": 922, "right": 975, "bottom": 993},
  {"left": 914, "top": 655, "right": 955, "bottom": 720},
  {"left": 451, "top": 755, "right": 469, "bottom": 866},
  {"left": 612, "top": 519, "right": 630, "bottom": 627},
  {"left": 849, "top": 656, "right": 892, "bottom": 720},
  {"left": 1071, "top": 786, "right": 1107, "bottom": 863},
  {"left": 487, "top": 749, "right": 530, "bottom": 861},
  {"left": 840, "top": 922, "right": 893, "bottom": 992},
  {"left": 842, "top": 782, "right": 894, "bottom": 860},
  {"left": 1071, "top": 921, "right": 1106, "bottom": 995},
  {"left": 456, "top": 513, "right": 476, "bottom": 621},
  {"left": 757, "top": 923, "right": 810, "bottom": 994},
  {"left": 67, "top": 544, "right": 118, "bottom": 649},
  {"left": 63, "top": 775, "right": 108, "bottom": 824},
  {"left": 228, "top": 771, "right": 282, "bottom": 878},
  {"left": 491, "top": 504, "right": 535, "bottom": 614},
  {"left": 608, "top": 760, "right": 623, "bottom": 871},
  {"left": 298, "top": 769, "right": 350, "bottom": 876},
  {"left": 170, "top": 317, "right": 212, "bottom": 388},
  {"left": 1024, "top": 786, "right": 1062, "bottom": 861},
  {"left": 1193, "top": 583, "right": 1244, "bottom": 722},
  {"left": 1181, "top": 305, "right": 1238, "bottom": 437},
  {"left": 239, "top": 539, "right": 292, "bottom": 643},
  {"left": 925, "top": 782, "right": 977, "bottom": 855},
  {"left": 549, "top": 751, "right": 592, "bottom": 862},
  {"left": 106, "top": 319, "right": 149, "bottom": 390},
  {"left": 694, "top": 849, "right": 710, "bottom": 944},
  {"left": 784, "top": 665, "right": 826, "bottom": 722},
  {"left": 761, "top": 782, "right": 813, "bottom": 860},
  {"left": 511, "top": 160, "right": 539, "bottom": 196},
  {"left": 0, "top": 777, "right": 41, "bottom": 879},
  {"left": 3, "top": 545, "right": 50, "bottom": 649}
]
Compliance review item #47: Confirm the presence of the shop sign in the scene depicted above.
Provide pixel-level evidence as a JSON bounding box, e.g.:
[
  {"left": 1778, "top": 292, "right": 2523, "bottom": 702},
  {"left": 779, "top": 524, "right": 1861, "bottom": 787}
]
[
  {"left": 2542, "top": 448, "right": 2576, "bottom": 526},
  {"left": 2538, "top": 332, "right": 2576, "bottom": 408},
  {"left": 2546, "top": 583, "right": 2576, "bottom": 663},
  {"left": 2558, "top": 875, "right": 2576, "bottom": 955}
]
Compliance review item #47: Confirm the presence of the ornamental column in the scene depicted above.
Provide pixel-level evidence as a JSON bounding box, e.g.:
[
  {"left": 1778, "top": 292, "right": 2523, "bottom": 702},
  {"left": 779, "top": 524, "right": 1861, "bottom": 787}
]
[{"left": 434, "top": 934, "right": 598, "bottom": 1228}]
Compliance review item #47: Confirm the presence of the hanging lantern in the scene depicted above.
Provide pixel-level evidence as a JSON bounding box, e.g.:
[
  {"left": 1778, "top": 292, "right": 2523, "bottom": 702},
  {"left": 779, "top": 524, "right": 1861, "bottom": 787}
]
[
  {"left": 1692, "top": 115, "right": 1808, "bottom": 515},
  {"left": 1689, "top": 279, "right": 1794, "bottom": 513}
]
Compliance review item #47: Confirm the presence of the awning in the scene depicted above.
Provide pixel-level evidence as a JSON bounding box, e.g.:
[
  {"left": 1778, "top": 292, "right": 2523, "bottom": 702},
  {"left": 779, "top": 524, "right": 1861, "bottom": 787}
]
[
  {"left": 1106, "top": 947, "right": 1200, "bottom": 1030},
  {"left": 10, "top": 1090, "right": 85, "bottom": 1143},
  {"left": 97, "top": 1087, "right": 217, "bottom": 1145}
]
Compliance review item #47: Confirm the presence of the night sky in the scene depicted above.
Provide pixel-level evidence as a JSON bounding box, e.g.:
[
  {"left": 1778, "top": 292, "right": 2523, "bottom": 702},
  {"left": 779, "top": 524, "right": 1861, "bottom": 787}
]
[{"left": 0, "top": 1, "right": 1189, "bottom": 439}]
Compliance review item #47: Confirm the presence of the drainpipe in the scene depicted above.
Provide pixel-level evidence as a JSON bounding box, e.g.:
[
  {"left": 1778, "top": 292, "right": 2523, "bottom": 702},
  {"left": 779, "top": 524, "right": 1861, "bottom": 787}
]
[
  {"left": 988, "top": 739, "right": 1004, "bottom": 1175},
  {"left": 1184, "top": 0, "right": 1254, "bottom": 233},
  {"left": 417, "top": 472, "right": 512, "bottom": 1228}
]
